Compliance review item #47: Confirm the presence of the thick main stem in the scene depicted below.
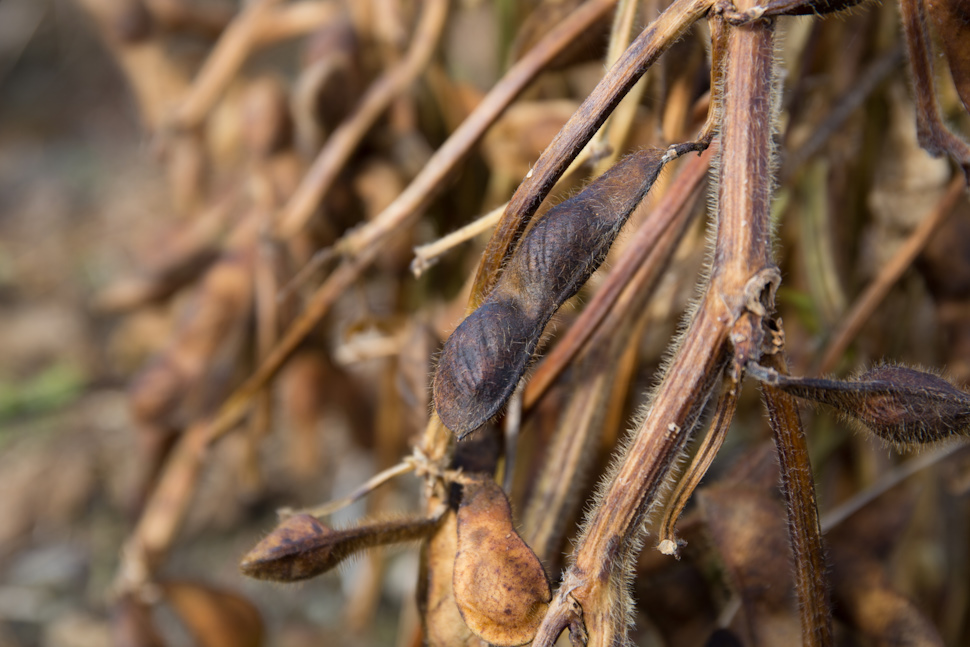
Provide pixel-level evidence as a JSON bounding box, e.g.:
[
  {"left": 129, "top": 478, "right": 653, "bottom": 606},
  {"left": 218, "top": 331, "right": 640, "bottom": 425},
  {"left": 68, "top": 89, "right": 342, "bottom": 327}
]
[
  {"left": 534, "top": 9, "right": 780, "bottom": 645},
  {"left": 114, "top": 0, "right": 618, "bottom": 595}
]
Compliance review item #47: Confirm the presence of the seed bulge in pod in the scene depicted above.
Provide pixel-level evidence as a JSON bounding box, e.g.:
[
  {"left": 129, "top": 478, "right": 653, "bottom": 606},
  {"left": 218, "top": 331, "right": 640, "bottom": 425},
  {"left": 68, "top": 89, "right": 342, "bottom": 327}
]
[
  {"left": 453, "top": 477, "right": 551, "bottom": 646},
  {"left": 435, "top": 149, "right": 666, "bottom": 437}
]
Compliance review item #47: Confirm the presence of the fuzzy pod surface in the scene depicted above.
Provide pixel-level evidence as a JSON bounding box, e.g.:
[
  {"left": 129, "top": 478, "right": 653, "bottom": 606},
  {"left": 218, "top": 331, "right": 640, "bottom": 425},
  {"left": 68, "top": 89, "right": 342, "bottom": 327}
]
[{"left": 434, "top": 149, "right": 667, "bottom": 437}]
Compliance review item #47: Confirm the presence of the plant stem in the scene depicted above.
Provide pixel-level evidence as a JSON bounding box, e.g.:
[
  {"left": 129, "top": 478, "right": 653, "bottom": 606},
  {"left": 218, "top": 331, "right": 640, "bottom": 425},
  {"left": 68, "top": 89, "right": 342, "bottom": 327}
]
[
  {"left": 761, "top": 346, "right": 834, "bottom": 647},
  {"left": 534, "top": 6, "right": 781, "bottom": 643}
]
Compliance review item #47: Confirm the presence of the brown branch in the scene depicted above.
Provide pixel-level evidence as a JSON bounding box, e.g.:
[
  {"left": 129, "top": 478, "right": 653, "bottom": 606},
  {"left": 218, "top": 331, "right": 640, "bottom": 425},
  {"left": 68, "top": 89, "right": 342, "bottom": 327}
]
[
  {"left": 172, "top": 1, "right": 339, "bottom": 131},
  {"left": 72, "top": 0, "right": 191, "bottom": 131},
  {"left": 252, "top": 1, "right": 342, "bottom": 45},
  {"left": 761, "top": 342, "right": 834, "bottom": 647},
  {"left": 143, "top": 0, "right": 233, "bottom": 38},
  {"left": 519, "top": 148, "right": 712, "bottom": 563},
  {"left": 173, "top": 0, "right": 281, "bottom": 130},
  {"left": 534, "top": 294, "right": 733, "bottom": 647},
  {"left": 657, "top": 376, "right": 739, "bottom": 556},
  {"left": 899, "top": 0, "right": 970, "bottom": 181},
  {"left": 334, "top": 0, "right": 620, "bottom": 258},
  {"left": 410, "top": 203, "right": 506, "bottom": 278}
]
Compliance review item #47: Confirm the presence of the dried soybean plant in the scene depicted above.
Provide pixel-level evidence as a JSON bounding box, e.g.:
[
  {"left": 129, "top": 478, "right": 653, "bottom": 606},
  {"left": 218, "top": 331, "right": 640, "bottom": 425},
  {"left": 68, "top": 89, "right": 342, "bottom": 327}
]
[{"left": 79, "top": 0, "right": 970, "bottom": 644}]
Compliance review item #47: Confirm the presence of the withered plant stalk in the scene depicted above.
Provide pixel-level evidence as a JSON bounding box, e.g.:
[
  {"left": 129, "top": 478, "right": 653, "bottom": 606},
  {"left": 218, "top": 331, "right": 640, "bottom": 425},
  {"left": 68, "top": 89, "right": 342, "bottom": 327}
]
[
  {"left": 760, "top": 340, "right": 834, "bottom": 647},
  {"left": 533, "top": 5, "right": 784, "bottom": 643}
]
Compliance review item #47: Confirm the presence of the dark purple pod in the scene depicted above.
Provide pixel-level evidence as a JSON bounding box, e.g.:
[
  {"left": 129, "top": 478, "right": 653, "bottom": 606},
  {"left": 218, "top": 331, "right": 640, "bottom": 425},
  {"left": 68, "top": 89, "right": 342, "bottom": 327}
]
[
  {"left": 753, "top": 364, "right": 970, "bottom": 446},
  {"left": 434, "top": 149, "right": 666, "bottom": 437}
]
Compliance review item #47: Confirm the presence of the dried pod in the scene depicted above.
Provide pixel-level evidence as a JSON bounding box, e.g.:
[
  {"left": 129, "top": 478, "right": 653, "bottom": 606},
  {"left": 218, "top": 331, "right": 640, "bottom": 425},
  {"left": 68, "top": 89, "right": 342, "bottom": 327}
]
[
  {"left": 128, "top": 231, "right": 257, "bottom": 427},
  {"left": 161, "top": 580, "right": 264, "bottom": 647},
  {"left": 750, "top": 364, "right": 970, "bottom": 445},
  {"left": 240, "top": 513, "right": 438, "bottom": 582},
  {"left": 453, "top": 477, "right": 551, "bottom": 646},
  {"left": 434, "top": 149, "right": 666, "bottom": 437},
  {"left": 418, "top": 511, "right": 483, "bottom": 647}
]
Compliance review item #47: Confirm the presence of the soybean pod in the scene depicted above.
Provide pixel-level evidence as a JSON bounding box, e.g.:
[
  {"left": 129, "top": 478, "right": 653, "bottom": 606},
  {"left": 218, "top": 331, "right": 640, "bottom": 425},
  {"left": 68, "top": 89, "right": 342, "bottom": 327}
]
[{"left": 434, "top": 149, "right": 667, "bottom": 437}]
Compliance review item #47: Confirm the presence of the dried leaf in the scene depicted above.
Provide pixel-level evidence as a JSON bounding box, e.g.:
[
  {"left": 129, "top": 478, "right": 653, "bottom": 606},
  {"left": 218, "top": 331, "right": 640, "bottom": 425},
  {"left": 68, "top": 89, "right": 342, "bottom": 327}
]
[
  {"left": 454, "top": 477, "right": 551, "bottom": 646},
  {"left": 635, "top": 553, "right": 718, "bottom": 647},
  {"left": 823, "top": 481, "right": 931, "bottom": 646},
  {"left": 829, "top": 551, "right": 943, "bottom": 647},
  {"left": 826, "top": 483, "right": 919, "bottom": 559},
  {"left": 161, "top": 580, "right": 264, "bottom": 647}
]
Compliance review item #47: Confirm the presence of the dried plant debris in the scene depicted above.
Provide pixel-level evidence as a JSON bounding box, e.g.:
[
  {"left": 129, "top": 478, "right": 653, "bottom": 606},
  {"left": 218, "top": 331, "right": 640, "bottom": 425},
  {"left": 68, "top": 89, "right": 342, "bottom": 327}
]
[
  {"left": 749, "top": 363, "right": 970, "bottom": 445},
  {"left": 901, "top": 0, "right": 970, "bottom": 180},
  {"left": 160, "top": 580, "right": 264, "bottom": 647},
  {"left": 240, "top": 513, "right": 439, "bottom": 582},
  {"left": 826, "top": 486, "right": 944, "bottom": 646},
  {"left": 453, "top": 477, "right": 551, "bottom": 646},
  {"left": 700, "top": 485, "right": 802, "bottom": 646},
  {"left": 434, "top": 149, "right": 667, "bottom": 437}
]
